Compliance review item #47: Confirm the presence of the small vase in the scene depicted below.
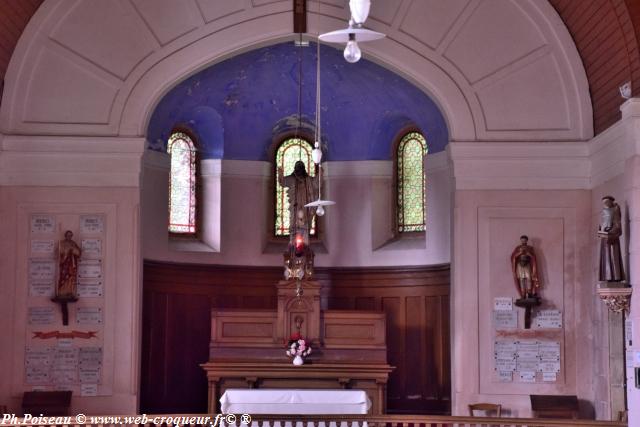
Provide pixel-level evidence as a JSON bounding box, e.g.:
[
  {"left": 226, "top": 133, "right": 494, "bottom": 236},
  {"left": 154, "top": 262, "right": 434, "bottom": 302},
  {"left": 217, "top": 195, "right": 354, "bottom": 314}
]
[{"left": 292, "top": 355, "right": 304, "bottom": 366}]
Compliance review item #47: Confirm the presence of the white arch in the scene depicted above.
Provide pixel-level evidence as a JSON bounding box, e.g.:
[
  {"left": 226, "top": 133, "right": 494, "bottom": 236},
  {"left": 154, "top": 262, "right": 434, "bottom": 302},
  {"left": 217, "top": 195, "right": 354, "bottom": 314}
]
[{"left": 1, "top": 0, "right": 591, "bottom": 142}]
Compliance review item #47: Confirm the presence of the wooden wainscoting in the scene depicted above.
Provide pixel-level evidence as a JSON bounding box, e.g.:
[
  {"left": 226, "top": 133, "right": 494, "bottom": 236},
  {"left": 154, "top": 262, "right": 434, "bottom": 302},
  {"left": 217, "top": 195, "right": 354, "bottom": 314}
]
[{"left": 141, "top": 261, "right": 450, "bottom": 414}]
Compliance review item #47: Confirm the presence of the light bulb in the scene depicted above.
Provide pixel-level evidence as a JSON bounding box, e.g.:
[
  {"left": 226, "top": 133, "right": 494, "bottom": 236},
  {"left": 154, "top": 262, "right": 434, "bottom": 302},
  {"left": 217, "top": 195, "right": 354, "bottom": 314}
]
[
  {"left": 316, "top": 205, "right": 325, "bottom": 216},
  {"left": 343, "top": 34, "right": 361, "bottom": 63}
]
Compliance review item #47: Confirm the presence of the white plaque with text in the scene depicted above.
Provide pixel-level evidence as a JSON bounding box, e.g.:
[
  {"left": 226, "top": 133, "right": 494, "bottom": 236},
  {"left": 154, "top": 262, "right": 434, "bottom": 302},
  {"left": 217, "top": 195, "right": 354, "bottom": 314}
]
[
  {"left": 534, "top": 309, "right": 562, "bottom": 328},
  {"left": 78, "top": 259, "right": 102, "bottom": 279},
  {"left": 29, "top": 260, "right": 55, "bottom": 282},
  {"left": 25, "top": 365, "right": 50, "bottom": 384},
  {"left": 77, "top": 278, "right": 103, "bottom": 297},
  {"left": 80, "top": 215, "right": 104, "bottom": 234},
  {"left": 31, "top": 215, "right": 55, "bottom": 234},
  {"left": 519, "top": 371, "right": 536, "bottom": 382},
  {"left": 494, "top": 297, "right": 513, "bottom": 311},
  {"left": 31, "top": 240, "right": 55, "bottom": 256},
  {"left": 29, "top": 280, "right": 54, "bottom": 297},
  {"left": 493, "top": 311, "right": 517, "bottom": 329},
  {"left": 81, "top": 239, "right": 102, "bottom": 257},
  {"left": 25, "top": 347, "right": 53, "bottom": 366},
  {"left": 542, "top": 372, "right": 557, "bottom": 382},
  {"left": 76, "top": 307, "right": 102, "bottom": 325},
  {"left": 497, "top": 371, "right": 512, "bottom": 382},
  {"left": 81, "top": 383, "right": 98, "bottom": 396},
  {"left": 28, "top": 307, "right": 55, "bottom": 325}
]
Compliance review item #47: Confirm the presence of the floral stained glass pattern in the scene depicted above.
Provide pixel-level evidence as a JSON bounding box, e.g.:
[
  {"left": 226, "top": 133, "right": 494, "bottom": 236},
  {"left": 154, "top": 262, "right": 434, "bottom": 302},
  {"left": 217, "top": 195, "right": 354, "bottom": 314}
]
[
  {"left": 167, "top": 132, "right": 196, "bottom": 234},
  {"left": 397, "top": 132, "right": 427, "bottom": 233},
  {"left": 275, "top": 138, "right": 316, "bottom": 237}
]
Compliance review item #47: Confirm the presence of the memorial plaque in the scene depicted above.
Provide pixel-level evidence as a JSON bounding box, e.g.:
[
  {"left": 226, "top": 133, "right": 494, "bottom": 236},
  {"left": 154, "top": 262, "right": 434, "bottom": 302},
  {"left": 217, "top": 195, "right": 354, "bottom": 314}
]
[
  {"left": 519, "top": 371, "right": 536, "bottom": 382},
  {"left": 538, "top": 361, "right": 561, "bottom": 373},
  {"left": 78, "top": 259, "right": 102, "bottom": 279},
  {"left": 77, "top": 278, "right": 103, "bottom": 297},
  {"left": 542, "top": 372, "right": 557, "bottom": 382},
  {"left": 534, "top": 309, "right": 562, "bottom": 328},
  {"left": 76, "top": 307, "right": 102, "bottom": 325},
  {"left": 538, "top": 341, "right": 561, "bottom": 360},
  {"left": 25, "top": 347, "right": 53, "bottom": 366},
  {"left": 517, "top": 359, "right": 539, "bottom": 372},
  {"left": 29, "top": 281, "right": 54, "bottom": 297},
  {"left": 31, "top": 240, "right": 55, "bottom": 255},
  {"left": 81, "top": 383, "right": 98, "bottom": 396},
  {"left": 495, "top": 357, "right": 517, "bottom": 372},
  {"left": 493, "top": 311, "right": 517, "bottom": 329},
  {"left": 497, "top": 371, "right": 512, "bottom": 382},
  {"left": 494, "top": 297, "right": 513, "bottom": 311},
  {"left": 79, "top": 347, "right": 102, "bottom": 384},
  {"left": 80, "top": 215, "right": 104, "bottom": 234},
  {"left": 31, "top": 215, "right": 55, "bottom": 234},
  {"left": 495, "top": 340, "right": 517, "bottom": 354},
  {"left": 28, "top": 307, "right": 55, "bottom": 325},
  {"left": 25, "top": 365, "right": 50, "bottom": 384},
  {"left": 81, "top": 239, "right": 102, "bottom": 257},
  {"left": 29, "top": 260, "right": 55, "bottom": 282},
  {"left": 51, "top": 366, "right": 77, "bottom": 384},
  {"left": 625, "top": 319, "right": 633, "bottom": 346}
]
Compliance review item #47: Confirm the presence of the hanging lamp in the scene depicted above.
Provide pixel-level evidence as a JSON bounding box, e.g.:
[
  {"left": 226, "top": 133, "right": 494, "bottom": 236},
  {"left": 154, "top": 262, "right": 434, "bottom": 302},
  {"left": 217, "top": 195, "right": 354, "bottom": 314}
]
[{"left": 318, "top": 0, "right": 385, "bottom": 63}]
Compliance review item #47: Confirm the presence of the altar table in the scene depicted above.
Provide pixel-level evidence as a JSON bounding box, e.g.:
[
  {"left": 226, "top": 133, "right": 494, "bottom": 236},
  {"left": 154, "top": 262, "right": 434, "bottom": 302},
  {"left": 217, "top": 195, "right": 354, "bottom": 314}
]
[{"left": 220, "top": 389, "right": 371, "bottom": 414}]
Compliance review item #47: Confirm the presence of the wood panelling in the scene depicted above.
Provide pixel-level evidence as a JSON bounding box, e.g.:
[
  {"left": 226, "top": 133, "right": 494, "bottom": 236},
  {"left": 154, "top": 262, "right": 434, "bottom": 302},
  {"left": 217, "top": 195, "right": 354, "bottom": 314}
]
[
  {"left": 550, "top": 0, "right": 640, "bottom": 134},
  {"left": 141, "top": 261, "right": 451, "bottom": 414}
]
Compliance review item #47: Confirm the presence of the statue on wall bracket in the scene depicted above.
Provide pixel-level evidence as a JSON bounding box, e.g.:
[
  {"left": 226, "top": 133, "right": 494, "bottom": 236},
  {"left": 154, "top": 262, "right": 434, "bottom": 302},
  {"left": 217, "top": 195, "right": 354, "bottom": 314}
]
[
  {"left": 511, "top": 235, "right": 541, "bottom": 329},
  {"left": 51, "top": 230, "right": 81, "bottom": 325},
  {"left": 596, "top": 196, "right": 632, "bottom": 313}
]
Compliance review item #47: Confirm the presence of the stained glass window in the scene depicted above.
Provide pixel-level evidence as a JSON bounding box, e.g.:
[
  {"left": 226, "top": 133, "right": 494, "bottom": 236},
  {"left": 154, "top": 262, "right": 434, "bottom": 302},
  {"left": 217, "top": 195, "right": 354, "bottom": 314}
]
[
  {"left": 167, "top": 132, "right": 197, "bottom": 234},
  {"left": 275, "top": 138, "right": 316, "bottom": 237},
  {"left": 397, "top": 132, "right": 427, "bottom": 233}
]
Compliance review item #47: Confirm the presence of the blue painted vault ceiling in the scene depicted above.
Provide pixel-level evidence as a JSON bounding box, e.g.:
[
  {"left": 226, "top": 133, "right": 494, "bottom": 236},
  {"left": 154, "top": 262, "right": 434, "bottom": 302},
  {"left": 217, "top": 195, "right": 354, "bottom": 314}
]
[{"left": 147, "top": 42, "right": 448, "bottom": 160}]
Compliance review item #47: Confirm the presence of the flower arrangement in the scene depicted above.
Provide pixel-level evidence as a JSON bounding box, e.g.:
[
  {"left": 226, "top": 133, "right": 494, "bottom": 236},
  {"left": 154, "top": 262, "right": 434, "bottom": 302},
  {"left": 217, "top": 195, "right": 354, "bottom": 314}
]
[{"left": 285, "top": 332, "right": 312, "bottom": 359}]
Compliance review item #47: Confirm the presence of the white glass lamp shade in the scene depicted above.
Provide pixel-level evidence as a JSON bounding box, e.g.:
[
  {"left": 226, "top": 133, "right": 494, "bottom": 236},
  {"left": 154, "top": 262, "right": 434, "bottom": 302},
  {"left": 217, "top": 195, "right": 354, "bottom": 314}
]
[
  {"left": 312, "top": 143, "right": 323, "bottom": 164},
  {"left": 349, "top": 0, "right": 371, "bottom": 25},
  {"left": 319, "top": 27, "right": 385, "bottom": 43}
]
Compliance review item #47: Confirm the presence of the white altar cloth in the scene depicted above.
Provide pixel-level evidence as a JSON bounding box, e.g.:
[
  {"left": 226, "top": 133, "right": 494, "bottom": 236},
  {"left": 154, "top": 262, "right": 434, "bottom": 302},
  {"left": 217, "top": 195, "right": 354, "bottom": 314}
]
[{"left": 220, "top": 389, "right": 371, "bottom": 414}]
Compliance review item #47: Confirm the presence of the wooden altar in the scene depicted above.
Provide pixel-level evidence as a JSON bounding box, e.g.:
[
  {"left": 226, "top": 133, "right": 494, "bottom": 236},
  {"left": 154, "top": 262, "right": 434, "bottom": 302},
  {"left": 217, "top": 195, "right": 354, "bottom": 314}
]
[{"left": 202, "top": 279, "right": 394, "bottom": 414}]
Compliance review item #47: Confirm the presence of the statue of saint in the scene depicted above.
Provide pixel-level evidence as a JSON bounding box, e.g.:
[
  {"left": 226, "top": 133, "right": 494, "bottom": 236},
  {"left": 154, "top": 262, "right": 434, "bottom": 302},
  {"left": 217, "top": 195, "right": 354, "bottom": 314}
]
[
  {"left": 57, "top": 230, "right": 81, "bottom": 299},
  {"left": 278, "top": 161, "right": 319, "bottom": 243},
  {"left": 278, "top": 161, "right": 319, "bottom": 280},
  {"left": 598, "top": 196, "right": 625, "bottom": 282},
  {"left": 510, "top": 235, "right": 540, "bottom": 299}
]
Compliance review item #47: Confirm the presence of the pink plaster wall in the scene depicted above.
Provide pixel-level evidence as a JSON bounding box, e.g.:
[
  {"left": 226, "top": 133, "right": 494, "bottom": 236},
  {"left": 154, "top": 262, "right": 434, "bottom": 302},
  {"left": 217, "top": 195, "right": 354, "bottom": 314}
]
[
  {"left": 452, "top": 189, "right": 593, "bottom": 417},
  {"left": 141, "top": 158, "right": 452, "bottom": 267},
  {"left": 0, "top": 186, "right": 141, "bottom": 414}
]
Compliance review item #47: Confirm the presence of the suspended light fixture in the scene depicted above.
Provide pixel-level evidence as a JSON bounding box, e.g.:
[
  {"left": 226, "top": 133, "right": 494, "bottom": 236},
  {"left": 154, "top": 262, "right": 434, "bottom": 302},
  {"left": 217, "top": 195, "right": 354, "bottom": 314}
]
[
  {"left": 319, "top": 0, "right": 384, "bottom": 63},
  {"left": 305, "top": 39, "right": 335, "bottom": 216}
]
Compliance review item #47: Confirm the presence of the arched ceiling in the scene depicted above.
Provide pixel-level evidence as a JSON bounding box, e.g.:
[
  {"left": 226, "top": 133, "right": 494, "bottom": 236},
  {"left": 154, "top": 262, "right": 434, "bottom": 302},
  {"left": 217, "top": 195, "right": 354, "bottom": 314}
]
[
  {"left": 147, "top": 42, "right": 448, "bottom": 160},
  {"left": 0, "top": 0, "right": 638, "bottom": 138}
]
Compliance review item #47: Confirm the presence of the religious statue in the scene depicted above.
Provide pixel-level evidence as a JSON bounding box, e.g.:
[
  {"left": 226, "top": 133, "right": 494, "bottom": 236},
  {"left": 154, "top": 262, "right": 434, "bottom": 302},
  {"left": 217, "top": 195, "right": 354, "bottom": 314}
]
[
  {"left": 278, "top": 161, "right": 319, "bottom": 280},
  {"left": 510, "top": 235, "right": 540, "bottom": 299},
  {"left": 598, "top": 196, "right": 625, "bottom": 283},
  {"left": 57, "top": 230, "right": 81, "bottom": 299}
]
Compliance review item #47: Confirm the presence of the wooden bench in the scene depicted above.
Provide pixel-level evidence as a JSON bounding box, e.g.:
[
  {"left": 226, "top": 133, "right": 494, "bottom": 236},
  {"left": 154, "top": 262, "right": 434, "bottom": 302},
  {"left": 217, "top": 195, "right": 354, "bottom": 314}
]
[{"left": 530, "top": 394, "right": 578, "bottom": 419}]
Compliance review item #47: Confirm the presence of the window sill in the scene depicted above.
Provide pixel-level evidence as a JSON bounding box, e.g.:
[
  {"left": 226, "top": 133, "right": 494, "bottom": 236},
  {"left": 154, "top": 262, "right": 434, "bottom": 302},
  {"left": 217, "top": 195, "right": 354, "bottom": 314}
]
[
  {"left": 169, "top": 237, "right": 219, "bottom": 253},
  {"left": 374, "top": 232, "right": 426, "bottom": 251}
]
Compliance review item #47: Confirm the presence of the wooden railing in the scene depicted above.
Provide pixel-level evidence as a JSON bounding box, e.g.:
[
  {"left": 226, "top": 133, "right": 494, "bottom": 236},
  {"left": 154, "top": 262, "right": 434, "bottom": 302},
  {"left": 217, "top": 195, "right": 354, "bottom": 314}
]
[{"left": 0, "top": 414, "right": 626, "bottom": 427}]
